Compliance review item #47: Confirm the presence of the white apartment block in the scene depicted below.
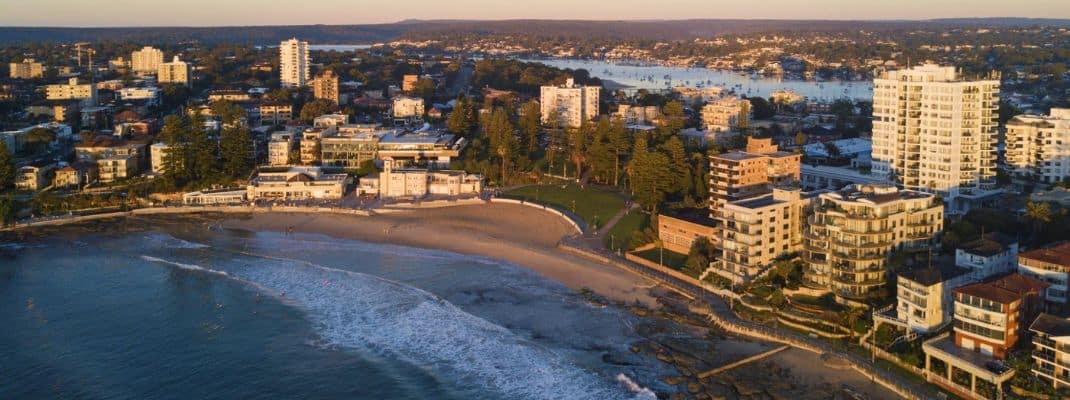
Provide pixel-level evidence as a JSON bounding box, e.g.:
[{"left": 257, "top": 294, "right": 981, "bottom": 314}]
[
  {"left": 702, "top": 96, "right": 749, "bottom": 132},
  {"left": 716, "top": 187, "right": 809, "bottom": 283},
  {"left": 614, "top": 104, "right": 659, "bottom": 125},
  {"left": 9, "top": 59, "right": 44, "bottom": 79},
  {"left": 895, "top": 264, "right": 975, "bottom": 334},
  {"left": 268, "top": 134, "right": 294, "bottom": 166},
  {"left": 1005, "top": 109, "right": 1070, "bottom": 187},
  {"left": 392, "top": 96, "right": 425, "bottom": 119},
  {"left": 157, "top": 56, "right": 191, "bottom": 86},
  {"left": 1017, "top": 242, "right": 1070, "bottom": 304},
  {"left": 871, "top": 64, "right": 1001, "bottom": 214},
  {"left": 279, "top": 38, "right": 310, "bottom": 87},
  {"left": 131, "top": 46, "right": 164, "bottom": 74},
  {"left": 45, "top": 77, "right": 97, "bottom": 104},
  {"left": 1030, "top": 313, "right": 1070, "bottom": 390},
  {"left": 954, "top": 234, "right": 1019, "bottom": 277},
  {"left": 118, "top": 87, "right": 161, "bottom": 105},
  {"left": 540, "top": 78, "right": 599, "bottom": 128}
]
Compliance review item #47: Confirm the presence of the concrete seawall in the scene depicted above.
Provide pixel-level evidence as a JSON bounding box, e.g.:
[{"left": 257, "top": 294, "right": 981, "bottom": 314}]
[{"left": 1, "top": 205, "right": 373, "bottom": 231}]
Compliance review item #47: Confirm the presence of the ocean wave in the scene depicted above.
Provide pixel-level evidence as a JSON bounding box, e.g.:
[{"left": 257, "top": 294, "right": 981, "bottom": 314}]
[
  {"left": 140, "top": 255, "right": 229, "bottom": 277},
  {"left": 615, "top": 373, "right": 658, "bottom": 399},
  {"left": 210, "top": 254, "right": 642, "bottom": 400},
  {"left": 142, "top": 233, "right": 210, "bottom": 249}
]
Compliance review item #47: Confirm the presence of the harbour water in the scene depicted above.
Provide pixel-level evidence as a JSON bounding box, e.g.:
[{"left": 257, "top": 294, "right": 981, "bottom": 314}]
[
  {"left": 0, "top": 226, "right": 666, "bottom": 399},
  {"left": 525, "top": 58, "right": 873, "bottom": 101}
]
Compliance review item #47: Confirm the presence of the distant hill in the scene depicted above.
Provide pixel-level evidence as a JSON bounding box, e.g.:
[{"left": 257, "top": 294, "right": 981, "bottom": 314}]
[{"left": 1, "top": 18, "right": 1068, "bottom": 45}]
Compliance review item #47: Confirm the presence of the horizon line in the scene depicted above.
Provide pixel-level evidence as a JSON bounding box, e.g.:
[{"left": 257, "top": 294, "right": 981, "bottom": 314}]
[{"left": 2, "top": 16, "right": 1069, "bottom": 29}]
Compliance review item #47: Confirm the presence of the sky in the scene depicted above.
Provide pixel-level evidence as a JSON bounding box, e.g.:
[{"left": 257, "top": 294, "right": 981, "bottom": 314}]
[{"left": 1, "top": 0, "right": 1069, "bottom": 27}]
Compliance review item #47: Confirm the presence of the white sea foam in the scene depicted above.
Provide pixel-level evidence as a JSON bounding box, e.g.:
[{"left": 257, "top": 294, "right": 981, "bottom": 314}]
[
  {"left": 615, "top": 373, "right": 658, "bottom": 399},
  {"left": 228, "top": 256, "right": 645, "bottom": 400},
  {"left": 140, "top": 255, "right": 229, "bottom": 277},
  {"left": 143, "top": 233, "right": 210, "bottom": 249}
]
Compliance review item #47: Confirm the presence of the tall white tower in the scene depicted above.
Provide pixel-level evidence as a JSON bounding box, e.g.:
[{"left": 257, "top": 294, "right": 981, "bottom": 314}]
[
  {"left": 279, "top": 38, "right": 310, "bottom": 87},
  {"left": 871, "top": 64, "right": 1001, "bottom": 213}
]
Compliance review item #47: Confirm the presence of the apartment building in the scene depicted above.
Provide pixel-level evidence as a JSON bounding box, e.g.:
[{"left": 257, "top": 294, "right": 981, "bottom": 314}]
[
  {"left": 871, "top": 64, "right": 1001, "bottom": 213},
  {"left": 16, "top": 164, "right": 55, "bottom": 191},
  {"left": 1030, "top": 313, "right": 1070, "bottom": 389},
  {"left": 614, "top": 104, "right": 660, "bottom": 125},
  {"left": 701, "top": 96, "right": 749, "bottom": 132},
  {"left": 923, "top": 273, "right": 1047, "bottom": 400},
  {"left": 1005, "top": 108, "right": 1070, "bottom": 187},
  {"left": 540, "top": 78, "right": 600, "bottom": 128},
  {"left": 313, "top": 70, "right": 340, "bottom": 104},
  {"left": 895, "top": 263, "right": 975, "bottom": 333},
  {"left": 157, "top": 56, "right": 191, "bottom": 86},
  {"left": 708, "top": 137, "right": 801, "bottom": 213},
  {"left": 259, "top": 103, "right": 293, "bottom": 126},
  {"left": 52, "top": 162, "right": 97, "bottom": 189},
  {"left": 392, "top": 96, "right": 425, "bottom": 119},
  {"left": 97, "top": 155, "right": 139, "bottom": 183},
  {"left": 716, "top": 187, "right": 809, "bottom": 283},
  {"left": 1017, "top": 242, "right": 1070, "bottom": 304},
  {"left": 313, "top": 113, "right": 348, "bottom": 128},
  {"left": 247, "top": 166, "right": 346, "bottom": 200},
  {"left": 402, "top": 74, "right": 419, "bottom": 91},
  {"left": 46, "top": 77, "right": 97, "bottom": 104},
  {"left": 279, "top": 38, "right": 310, "bottom": 87},
  {"left": 377, "top": 131, "right": 461, "bottom": 168},
  {"left": 802, "top": 184, "right": 943, "bottom": 302},
  {"left": 9, "top": 58, "right": 44, "bottom": 79},
  {"left": 300, "top": 127, "right": 335, "bottom": 165},
  {"left": 770, "top": 89, "right": 804, "bottom": 105},
  {"left": 267, "top": 133, "right": 295, "bottom": 166},
  {"left": 118, "top": 87, "right": 161, "bottom": 106},
  {"left": 131, "top": 46, "right": 164, "bottom": 74}
]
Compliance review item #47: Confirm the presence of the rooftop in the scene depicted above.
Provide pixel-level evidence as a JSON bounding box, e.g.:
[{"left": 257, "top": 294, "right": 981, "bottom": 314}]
[
  {"left": 827, "top": 184, "right": 933, "bottom": 205},
  {"left": 898, "top": 263, "right": 973, "bottom": 286},
  {"left": 957, "top": 233, "right": 1018, "bottom": 258},
  {"left": 954, "top": 273, "right": 1049, "bottom": 304},
  {"left": 1030, "top": 313, "right": 1070, "bottom": 338},
  {"left": 1019, "top": 242, "right": 1070, "bottom": 268}
]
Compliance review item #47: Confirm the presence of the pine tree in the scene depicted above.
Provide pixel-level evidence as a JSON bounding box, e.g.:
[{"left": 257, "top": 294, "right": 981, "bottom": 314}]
[
  {"left": 518, "top": 100, "right": 541, "bottom": 157},
  {"left": 660, "top": 136, "right": 692, "bottom": 197},
  {"left": 0, "top": 141, "right": 15, "bottom": 190},
  {"left": 220, "top": 125, "right": 253, "bottom": 178},
  {"left": 158, "top": 115, "right": 190, "bottom": 187}
]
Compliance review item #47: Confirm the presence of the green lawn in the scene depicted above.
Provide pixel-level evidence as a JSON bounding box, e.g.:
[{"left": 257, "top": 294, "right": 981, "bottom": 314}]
[
  {"left": 603, "top": 211, "right": 649, "bottom": 251},
  {"left": 634, "top": 247, "right": 689, "bottom": 269},
  {"left": 504, "top": 184, "right": 625, "bottom": 228}
]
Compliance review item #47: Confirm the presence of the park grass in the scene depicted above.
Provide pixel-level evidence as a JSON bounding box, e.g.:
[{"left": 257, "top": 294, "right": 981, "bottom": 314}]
[
  {"left": 633, "top": 247, "right": 689, "bottom": 270},
  {"left": 603, "top": 211, "right": 649, "bottom": 251},
  {"left": 504, "top": 183, "right": 625, "bottom": 228}
]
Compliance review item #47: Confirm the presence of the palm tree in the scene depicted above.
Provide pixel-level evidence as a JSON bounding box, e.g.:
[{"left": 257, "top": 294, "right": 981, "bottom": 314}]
[{"left": 1025, "top": 200, "right": 1053, "bottom": 238}]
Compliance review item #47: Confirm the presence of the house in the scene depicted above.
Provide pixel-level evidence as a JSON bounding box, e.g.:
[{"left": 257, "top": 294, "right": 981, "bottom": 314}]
[
  {"left": 15, "top": 163, "right": 56, "bottom": 191},
  {"left": 955, "top": 233, "right": 1020, "bottom": 277}
]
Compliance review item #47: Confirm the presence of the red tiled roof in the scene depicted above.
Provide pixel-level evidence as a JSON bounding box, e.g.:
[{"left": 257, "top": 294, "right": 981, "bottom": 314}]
[
  {"left": 954, "top": 273, "right": 1049, "bottom": 304},
  {"left": 1019, "top": 242, "right": 1070, "bottom": 269}
]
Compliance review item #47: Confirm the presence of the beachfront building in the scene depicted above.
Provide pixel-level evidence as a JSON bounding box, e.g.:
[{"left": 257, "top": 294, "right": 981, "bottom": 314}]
[
  {"left": 320, "top": 132, "right": 381, "bottom": 169},
  {"left": 540, "top": 78, "right": 600, "bottom": 128},
  {"left": 871, "top": 64, "right": 1001, "bottom": 213},
  {"left": 377, "top": 131, "right": 462, "bottom": 168},
  {"left": 97, "top": 154, "right": 139, "bottom": 183},
  {"left": 1030, "top": 313, "right": 1070, "bottom": 390},
  {"left": 46, "top": 77, "right": 97, "bottom": 105},
  {"left": 802, "top": 184, "right": 943, "bottom": 303},
  {"left": 182, "top": 189, "right": 248, "bottom": 205},
  {"left": 892, "top": 263, "right": 975, "bottom": 334},
  {"left": 715, "top": 187, "right": 809, "bottom": 283},
  {"left": 52, "top": 162, "right": 98, "bottom": 189},
  {"left": 267, "top": 132, "right": 295, "bottom": 166},
  {"left": 657, "top": 212, "right": 720, "bottom": 255},
  {"left": 392, "top": 96, "right": 424, "bottom": 119},
  {"left": 131, "top": 46, "right": 163, "bottom": 75},
  {"left": 313, "top": 70, "right": 340, "bottom": 104},
  {"left": 9, "top": 58, "right": 44, "bottom": 79},
  {"left": 708, "top": 137, "right": 801, "bottom": 214},
  {"left": 157, "top": 56, "right": 191, "bottom": 86},
  {"left": 365, "top": 158, "right": 483, "bottom": 199},
  {"left": 1017, "top": 242, "right": 1070, "bottom": 304},
  {"left": 923, "top": 273, "right": 1047, "bottom": 400},
  {"left": 1005, "top": 108, "right": 1070, "bottom": 188},
  {"left": 150, "top": 142, "right": 173, "bottom": 174},
  {"left": 279, "top": 38, "right": 310, "bottom": 87},
  {"left": 259, "top": 103, "right": 293, "bottom": 126},
  {"left": 701, "top": 96, "right": 749, "bottom": 132},
  {"left": 955, "top": 233, "right": 1019, "bottom": 277},
  {"left": 300, "top": 127, "right": 335, "bottom": 165},
  {"left": 247, "top": 166, "right": 347, "bottom": 200}
]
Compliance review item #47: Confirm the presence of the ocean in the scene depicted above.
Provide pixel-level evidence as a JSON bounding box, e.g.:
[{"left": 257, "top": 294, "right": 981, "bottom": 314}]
[{"left": 0, "top": 225, "right": 666, "bottom": 399}]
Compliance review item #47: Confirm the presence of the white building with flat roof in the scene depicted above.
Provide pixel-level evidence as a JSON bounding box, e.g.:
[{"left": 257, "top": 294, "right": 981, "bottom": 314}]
[
  {"left": 247, "top": 166, "right": 346, "bottom": 200},
  {"left": 46, "top": 77, "right": 97, "bottom": 105},
  {"left": 157, "top": 56, "right": 191, "bottom": 86},
  {"left": 871, "top": 64, "right": 1001, "bottom": 213},
  {"left": 279, "top": 38, "right": 310, "bottom": 87},
  {"left": 540, "top": 78, "right": 599, "bottom": 128},
  {"left": 392, "top": 96, "right": 424, "bottom": 119},
  {"left": 131, "top": 46, "right": 164, "bottom": 74},
  {"left": 1005, "top": 108, "right": 1070, "bottom": 187}
]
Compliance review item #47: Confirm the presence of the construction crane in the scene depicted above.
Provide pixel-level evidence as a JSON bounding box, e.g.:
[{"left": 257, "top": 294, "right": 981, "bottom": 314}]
[{"left": 73, "top": 42, "right": 91, "bottom": 67}]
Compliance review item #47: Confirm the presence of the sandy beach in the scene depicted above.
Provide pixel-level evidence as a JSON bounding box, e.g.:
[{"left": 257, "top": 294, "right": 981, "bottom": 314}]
[{"left": 216, "top": 203, "right": 659, "bottom": 306}]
